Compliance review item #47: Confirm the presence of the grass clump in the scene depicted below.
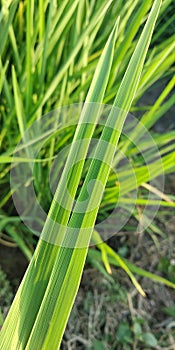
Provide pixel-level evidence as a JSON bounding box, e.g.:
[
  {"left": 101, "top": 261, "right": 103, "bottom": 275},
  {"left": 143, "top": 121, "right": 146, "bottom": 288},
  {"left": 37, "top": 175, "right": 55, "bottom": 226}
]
[{"left": 0, "top": 0, "right": 175, "bottom": 348}]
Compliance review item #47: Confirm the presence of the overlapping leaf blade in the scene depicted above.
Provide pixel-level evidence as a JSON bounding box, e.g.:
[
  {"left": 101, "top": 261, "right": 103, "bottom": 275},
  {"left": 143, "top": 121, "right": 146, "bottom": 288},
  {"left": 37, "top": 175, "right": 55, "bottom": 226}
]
[
  {"left": 22, "top": 1, "right": 162, "bottom": 349},
  {"left": 0, "top": 16, "right": 119, "bottom": 349}
]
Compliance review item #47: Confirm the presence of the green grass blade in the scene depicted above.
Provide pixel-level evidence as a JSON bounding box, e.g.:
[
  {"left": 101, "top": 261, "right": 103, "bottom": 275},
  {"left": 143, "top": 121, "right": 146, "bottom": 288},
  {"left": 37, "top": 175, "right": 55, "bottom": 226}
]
[
  {"left": 12, "top": 65, "right": 26, "bottom": 138},
  {"left": 108, "top": 0, "right": 153, "bottom": 89},
  {"left": 88, "top": 248, "right": 175, "bottom": 289},
  {"left": 0, "top": 59, "right": 9, "bottom": 94},
  {"left": 0, "top": 0, "right": 19, "bottom": 57},
  {"left": 137, "top": 37, "right": 175, "bottom": 96},
  {"left": 113, "top": 0, "right": 162, "bottom": 112},
  {"left": 141, "top": 75, "right": 175, "bottom": 128},
  {"left": 6, "top": 226, "right": 33, "bottom": 261},
  {"left": 92, "top": 230, "right": 146, "bottom": 296},
  {"left": 36, "top": 0, "right": 114, "bottom": 110},
  {"left": 115, "top": 75, "right": 175, "bottom": 164},
  {"left": 26, "top": 0, "right": 34, "bottom": 115},
  {"left": 0, "top": 18, "right": 119, "bottom": 349},
  {"left": 9, "top": 25, "right": 22, "bottom": 73}
]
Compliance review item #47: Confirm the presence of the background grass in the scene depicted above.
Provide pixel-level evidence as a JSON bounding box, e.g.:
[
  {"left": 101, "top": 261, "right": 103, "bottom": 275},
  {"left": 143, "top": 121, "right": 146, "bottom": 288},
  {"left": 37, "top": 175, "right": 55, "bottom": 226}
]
[{"left": 0, "top": 0, "right": 175, "bottom": 260}]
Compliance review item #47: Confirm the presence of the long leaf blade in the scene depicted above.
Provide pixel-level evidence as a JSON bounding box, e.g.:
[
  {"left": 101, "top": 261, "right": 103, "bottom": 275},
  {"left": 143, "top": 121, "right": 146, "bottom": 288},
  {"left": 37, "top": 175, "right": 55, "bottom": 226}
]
[{"left": 25, "top": 2, "right": 162, "bottom": 349}]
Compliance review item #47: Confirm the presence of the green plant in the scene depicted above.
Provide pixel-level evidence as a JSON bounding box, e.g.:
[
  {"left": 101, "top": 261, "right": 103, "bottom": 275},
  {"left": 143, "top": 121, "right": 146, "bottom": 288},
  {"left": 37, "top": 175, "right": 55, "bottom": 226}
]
[
  {"left": 133, "top": 317, "right": 158, "bottom": 348},
  {"left": 117, "top": 317, "right": 158, "bottom": 348},
  {"left": 0, "top": 0, "right": 175, "bottom": 348}
]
